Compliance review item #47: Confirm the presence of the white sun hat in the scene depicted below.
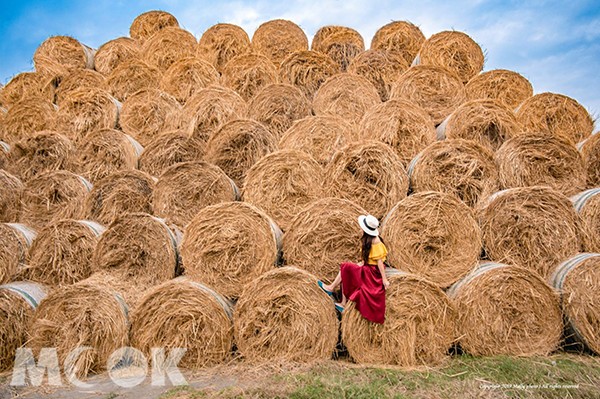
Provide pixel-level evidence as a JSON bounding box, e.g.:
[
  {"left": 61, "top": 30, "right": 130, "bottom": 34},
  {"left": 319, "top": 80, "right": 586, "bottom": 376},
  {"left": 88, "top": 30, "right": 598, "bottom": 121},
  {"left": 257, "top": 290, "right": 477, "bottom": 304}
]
[{"left": 357, "top": 214, "right": 379, "bottom": 236}]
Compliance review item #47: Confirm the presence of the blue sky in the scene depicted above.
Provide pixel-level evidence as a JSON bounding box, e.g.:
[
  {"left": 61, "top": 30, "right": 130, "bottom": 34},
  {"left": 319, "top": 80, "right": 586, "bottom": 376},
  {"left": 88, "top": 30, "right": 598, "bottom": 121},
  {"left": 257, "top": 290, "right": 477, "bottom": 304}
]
[{"left": 1, "top": 0, "right": 599, "bottom": 124}]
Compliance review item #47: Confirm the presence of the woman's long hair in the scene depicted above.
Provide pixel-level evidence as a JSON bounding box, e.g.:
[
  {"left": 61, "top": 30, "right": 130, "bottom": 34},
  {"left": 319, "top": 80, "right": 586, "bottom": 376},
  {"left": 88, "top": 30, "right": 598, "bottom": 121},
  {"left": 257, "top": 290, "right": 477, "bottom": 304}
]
[{"left": 361, "top": 232, "right": 385, "bottom": 265}]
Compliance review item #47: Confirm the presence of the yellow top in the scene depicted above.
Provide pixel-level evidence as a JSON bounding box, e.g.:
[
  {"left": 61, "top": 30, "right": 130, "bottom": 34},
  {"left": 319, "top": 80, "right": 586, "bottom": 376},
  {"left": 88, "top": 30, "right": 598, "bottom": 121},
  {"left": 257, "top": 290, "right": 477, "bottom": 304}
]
[{"left": 367, "top": 242, "right": 388, "bottom": 265}]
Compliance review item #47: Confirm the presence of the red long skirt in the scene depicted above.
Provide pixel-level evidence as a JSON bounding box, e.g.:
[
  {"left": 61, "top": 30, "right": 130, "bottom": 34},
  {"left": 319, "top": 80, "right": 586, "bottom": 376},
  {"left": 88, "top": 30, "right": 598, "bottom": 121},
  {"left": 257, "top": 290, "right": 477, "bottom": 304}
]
[{"left": 340, "top": 262, "right": 385, "bottom": 324}]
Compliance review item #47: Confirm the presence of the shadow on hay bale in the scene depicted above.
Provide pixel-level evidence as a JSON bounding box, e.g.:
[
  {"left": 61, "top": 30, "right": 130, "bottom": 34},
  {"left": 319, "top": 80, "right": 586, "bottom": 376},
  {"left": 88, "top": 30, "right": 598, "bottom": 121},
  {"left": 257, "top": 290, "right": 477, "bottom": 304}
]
[
  {"left": 325, "top": 140, "right": 408, "bottom": 219},
  {"left": 465, "top": 69, "right": 533, "bottom": 110},
  {"left": 311, "top": 25, "right": 365, "bottom": 71},
  {"left": 571, "top": 188, "right": 600, "bottom": 252},
  {"left": 578, "top": 132, "right": 600, "bottom": 188},
  {"left": 181, "top": 201, "right": 281, "bottom": 299},
  {"left": 234, "top": 267, "right": 338, "bottom": 363},
  {"left": 495, "top": 132, "right": 585, "bottom": 196},
  {"left": 129, "top": 10, "right": 179, "bottom": 42},
  {"left": 550, "top": 253, "right": 600, "bottom": 355},
  {"left": 0, "top": 282, "right": 47, "bottom": 372},
  {"left": 198, "top": 23, "right": 251, "bottom": 73},
  {"left": 243, "top": 149, "right": 325, "bottom": 232},
  {"left": 20, "top": 219, "right": 105, "bottom": 286},
  {"left": 477, "top": 186, "right": 582, "bottom": 278},
  {"left": 138, "top": 131, "right": 205, "bottom": 177},
  {"left": 9, "top": 131, "right": 75, "bottom": 181},
  {"left": 75, "top": 128, "right": 143, "bottom": 183},
  {"left": 94, "top": 37, "right": 141, "bottom": 76},
  {"left": 283, "top": 197, "right": 365, "bottom": 283},
  {"left": 415, "top": 30, "right": 484, "bottom": 84},
  {"left": 279, "top": 115, "right": 358, "bottom": 165},
  {"left": 252, "top": 19, "right": 308, "bottom": 66},
  {"left": 313, "top": 73, "right": 380, "bottom": 125},
  {"left": 390, "top": 65, "right": 466, "bottom": 126},
  {"left": 0, "top": 170, "right": 24, "bottom": 223},
  {"left": 279, "top": 50, "right": 340, "bottom": 99},
  {"left": 33, "top": 35, "right": 95, "bottom": 76},
  {"left": 160, "top": 57, "right": 220, "bottom": 104},
  {"left": 407, "top": 139, "right": 499, "bottom": 208},
  {"left": 358, "top": 98, "right": 436, "bottom": 167},
  {"left": 0, "top": 223, "right": 36, "bottom": 284},
  {"left": 221, "top": 53, "right": 279, "bottom": 101},
  {"left": 448, "top": 262, "right": 562, "bottom": 356},
  {"left": 247, "top": 83, "right": 312, "bottom": 139},
  {"left": 21, "top": 170, "right": 91, "bottom": 230},
  {"left": 106, "top": 58, "right": 161, "bottom": 103},
  {"left": 153, "top": 161, "right": 239, "bottom": 228},
  {"left": 130, "top": 277, "right": 234, "bottom": 369},
  {"left": 342, "top": 269, "right": 457, "bottom": 366},
  {"left": 347, "top": 49, "right": 409, "bottom": 102},
  {"left": 370, "top": 21, "right": 425, "bottom": 66},
  {"left": 516, "top": 92, "right": 594, "bottom": 145},
  {"left": 141, "top": 27, "right": 198, "bottom": 73},
  {"left": 382, "top": 191, "right": 482, "bottom": 288},
  {"left": 85, "top": 169, "right": 155, "bottom": 226}
]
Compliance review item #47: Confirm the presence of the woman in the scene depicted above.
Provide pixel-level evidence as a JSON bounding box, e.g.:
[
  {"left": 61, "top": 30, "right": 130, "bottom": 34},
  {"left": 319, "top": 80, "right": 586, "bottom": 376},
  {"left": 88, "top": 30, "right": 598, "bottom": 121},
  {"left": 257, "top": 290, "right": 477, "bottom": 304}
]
[{"left": 320, "top": 214, "right": 389, "bottom": 324}]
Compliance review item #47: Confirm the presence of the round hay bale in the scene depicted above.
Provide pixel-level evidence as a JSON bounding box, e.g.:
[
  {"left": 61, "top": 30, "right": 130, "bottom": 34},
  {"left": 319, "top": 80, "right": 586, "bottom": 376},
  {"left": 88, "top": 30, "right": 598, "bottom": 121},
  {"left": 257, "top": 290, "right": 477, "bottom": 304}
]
[
  {"left": 550, "top": 253, "right": 600, "bottom": 354},
  {"left": 33, "top": 35, "right": 95, "bottom": 76},
  {"left": 181, "top": 201, "right": 281, "bottom": 299},
  {"left": 381, "top": 191, "right": 482, "bottom": 287},
  {"left": 515, "top": 92, "right": 594, "bottom": 144},
  {"left": 3, "top": 98, "right": 57, "bottom": 143},
  {"left": 311, "top": 26, "right": 365, "bottom": 71},
  {"left": 243, "top": 149, "right": 325, "bottom": 232},
  {"left": 198, "top": 23, "right": 251, "bottom": 73},
  {"left": 252, "top": 19, "right": 308, "bottom": 66},
  {"left": 129, "top": 10, "right": 179, "bottom": 42},
  {"left": 130, "top": 277, "right": 233, "bottom": 369},
  {"left": 358, "top": 98, "right": 436, "bottom": 166},
  {"left": 141, "top": 27, "right": 198, "bottom": 72},
  {"left": 279, "top": 50, "right": 340, "bottom": 99},
  {"left": 448, "top": 262, "right": 562, "bottom": 356},
  {"left": 9, "top": 131, "right": 75, "bottom": 181},
  {"left": 94, "top": 37, "right": 141, "bottom": 76},
  {"left": 21, "top": 219, "right": 105, "bottom": 286},
  {"left": 437, "top": 99, "right": 521, "bottom": 151},
  {"left": 342, "top": 269, "right": 457, "bottom": 366},
  {"left": 204, "top": 119, "right": 277, "bottom": 188},
  {"left": 279, "top": 115, "right": 358, "bottom": 165},
  {"left": 0, "top": 170, "right": 24, "bottom": 223},
  {"left": 408, "top": 139, "right": 499, "bottom": 208},
  {"left": 0, "top": 72, "right": 54, "bottom": 108},
  {"left": 571, "top": 188, "right": 600, "bottom": 252},
  {"left": 0, "top": 223, "right": 36, "bottom": 284},
  {"left": 153, "top": 161, "right": 239, "bottom": 228},
  {"left": 324, "top": 140, "right": 409, "bottom": 219},
  {"left": 495, "top": 132, "right": 585, "bottom": 196},
  {"left": 247, "top": 83, "right": 311, "bottom": 139},
  {"left": 119, "top": 88, "right": 181, "bottom": 146},
  {"left": 85, "top": 170, "right": 155, "bottom": 226},
  {"left": 234, "top": 266, "right": 338, "bottom": 362},
  {"left": 370, "top": 21, "right": 426, "bottom": 65},
  {"left": 221, "top": 53, "right": 279, "bottom": 101},
  {"left": 477, "top": 186, "right": 582, "bottom": 278},
  {"left": 21, "top": 170, "right": 91, "bottom": 229},
  {"left": 28, "top": 278, "right": 129, "bottom": 377},
  {"left": 160, "top": 57, "right": 220, "bottom": 104},
  {"left": 106, "top": 58, "right": 161, "bottom": 103},
  {"left": 54, "top": 69, "right": 107, "bottom": 106},
  {"left": 138, "top": 131, "right": 205, "bottom": 177},
  {"left": 75, "top": 128, "right": 142, "bottom": 183},
  {"left": 579, "top": 133, "right": 600, "bottom": 188},
  {"left": 53, "top": 87, "right": 120, "bottom": 141},
  {"left": 283, "top": 197, "right": 365, "bottom": 282},
  {"left": 347, "top": 49, "right": 409, "bottom": 102},
  {"left": 92, "top": 212, "right": 179, "bottom": 289},
  {"left": 390, "top": 65, "right": 466, "bottom": 125},
  {"left": 465, "top": 69, "right": 533, "bottom": 110},
  {"left": 0, "top": 282, "right": 47, "bottom": 372},
  {"left": 415, "top": 31, "right": 484, "bottom": 84},
  {"left": 182, "top": 86, "right": 247, "bottom": 144},
  {"left": 313, "top": 73, "right": 381, "bottom": 125}
]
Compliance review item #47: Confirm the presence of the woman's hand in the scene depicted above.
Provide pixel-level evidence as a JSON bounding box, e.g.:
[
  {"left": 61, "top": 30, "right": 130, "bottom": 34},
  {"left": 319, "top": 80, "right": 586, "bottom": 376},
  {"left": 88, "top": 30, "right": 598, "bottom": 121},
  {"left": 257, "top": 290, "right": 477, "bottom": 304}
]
[
  {"left": 383, "top": 278, "right": 390, "bottom": 289},
  {"left": 357, "top": 260, "right": 364, "bottom": 266}
]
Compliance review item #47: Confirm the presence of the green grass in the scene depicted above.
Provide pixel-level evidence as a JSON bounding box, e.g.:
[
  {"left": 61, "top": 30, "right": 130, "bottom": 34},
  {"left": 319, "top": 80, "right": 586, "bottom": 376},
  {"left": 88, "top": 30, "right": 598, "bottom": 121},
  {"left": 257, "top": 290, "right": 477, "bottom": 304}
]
[{"left": 159, "top": 354, "right": 600, "bottom": 399}]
